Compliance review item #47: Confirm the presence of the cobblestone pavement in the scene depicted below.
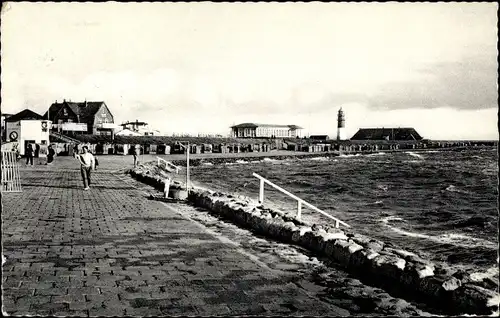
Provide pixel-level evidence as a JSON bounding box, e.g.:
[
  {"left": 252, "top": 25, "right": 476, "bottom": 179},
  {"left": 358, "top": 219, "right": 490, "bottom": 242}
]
[{"left": 2, "top": 167, "right": 351, "bottom": 316}]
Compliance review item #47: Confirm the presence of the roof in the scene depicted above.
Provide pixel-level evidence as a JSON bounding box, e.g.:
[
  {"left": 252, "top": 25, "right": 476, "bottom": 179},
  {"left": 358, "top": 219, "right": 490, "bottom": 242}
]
[
  {"left": 5, "top": 109, "right": 44, "bottom": 122},
  {"left": 121, "top": 120, "right": 148, "bottom": 126},
  {"left": 115, "top": 128, "right": 143, "bottom": 136},
  {"left": 43, "top": 101, "right": 108, "bottom": 123},
  {"left": 231, "top": 123, "right": 303, "bottom": 129},
  {"left": 351, "top": 128, "right": 423, "bottom": 141},
  {"left": 310, "top": 135, "right": 329, "bottom": 139}
]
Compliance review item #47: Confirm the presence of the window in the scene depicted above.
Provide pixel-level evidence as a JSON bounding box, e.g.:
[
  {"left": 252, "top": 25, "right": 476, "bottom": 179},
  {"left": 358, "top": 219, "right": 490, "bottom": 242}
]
[{"left": 63, "top": 108, "right": 68, "bottom": 116}]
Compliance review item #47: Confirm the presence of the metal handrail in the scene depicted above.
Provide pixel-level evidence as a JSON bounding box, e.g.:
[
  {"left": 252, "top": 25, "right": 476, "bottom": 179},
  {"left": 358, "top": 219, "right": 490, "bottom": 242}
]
[
  {"left": 252, "top": 172, "right": 350, "bottom": 228},
  {"left": 157, "top": 157, "right": 180, "bottom": 174}
]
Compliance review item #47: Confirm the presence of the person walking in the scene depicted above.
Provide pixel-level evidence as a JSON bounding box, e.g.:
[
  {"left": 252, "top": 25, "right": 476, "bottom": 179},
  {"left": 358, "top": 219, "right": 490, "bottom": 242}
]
[
  {"left": 77, "top": 146, "right": 95, "bottom": 190},
  {"left": 133, "top": 144, "right": 141, "bottom": 167},
  {"left": 47, "top": 145, "right": 55, "bottom": 164},
  {"left": 25, "top": 144, "right": 34, "bottom": 166}
]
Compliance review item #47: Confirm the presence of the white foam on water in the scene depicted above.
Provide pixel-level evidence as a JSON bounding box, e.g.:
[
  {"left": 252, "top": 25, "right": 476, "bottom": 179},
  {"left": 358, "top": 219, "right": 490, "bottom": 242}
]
[
  {"left": 405, "top": 151, "right": 425, "bottom": 159},
  {"left": 309, "top": 157, "right": 329, "bottom": 161},
  {"left": 235, "top": 159, "right": 249, "bottom": 164},
  {"left": 201, "top": 162, "right": 213, "bottom": 166},
  {"left": 405, "top": 160, "right": 423, "bottom": 164},
  {"left": 367, "top": 152, "right": 386, "bottom": 156},
  {"left": 379, "top": 217, "right": 498, "bottom": 249},
  {"left": 339, "top": 153, "right": 362, "bottom": 158},
  {"left": 377, "top": 184, "right": 389, "bottom": 192},
  {"left": 445, "top": 185, "right": 471, "bottom": 194},
  {"left": 470, "top": 266, "right": 500, "bottom": 282},
  {"left": 262, "top": 157, "right": 280, "bottom": 163}
]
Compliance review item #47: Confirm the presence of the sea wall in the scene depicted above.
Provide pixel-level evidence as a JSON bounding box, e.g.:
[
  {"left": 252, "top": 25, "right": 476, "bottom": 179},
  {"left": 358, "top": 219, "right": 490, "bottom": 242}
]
[{"left": 128, "top": 168, "right": 499, "bottom": 315}]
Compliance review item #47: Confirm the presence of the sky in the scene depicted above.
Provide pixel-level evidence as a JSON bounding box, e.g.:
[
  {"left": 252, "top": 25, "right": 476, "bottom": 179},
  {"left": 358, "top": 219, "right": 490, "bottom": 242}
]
[{"left": 1, "top": 2, "right": 498, "bottom": 140}]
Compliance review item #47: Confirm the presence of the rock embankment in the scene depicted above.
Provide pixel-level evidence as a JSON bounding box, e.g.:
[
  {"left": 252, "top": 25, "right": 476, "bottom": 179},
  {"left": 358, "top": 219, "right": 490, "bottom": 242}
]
[{"left": 128, "top": 167, "right": 499, "bottom": 316}]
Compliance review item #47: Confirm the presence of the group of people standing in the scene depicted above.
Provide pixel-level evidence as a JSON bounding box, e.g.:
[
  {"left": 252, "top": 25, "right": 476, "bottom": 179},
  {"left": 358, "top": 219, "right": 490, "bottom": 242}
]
[{"left": 24, "top": 143, "right": 56, "bottom": 166}]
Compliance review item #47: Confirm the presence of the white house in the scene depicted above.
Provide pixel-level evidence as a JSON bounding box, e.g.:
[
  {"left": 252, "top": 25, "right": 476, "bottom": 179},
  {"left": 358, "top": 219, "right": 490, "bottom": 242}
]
[
  {"left": 230, "top": 123, "right": 303, "bottom": 138},
  {"left": 115, "top": 128, "right": 143, "bottom": 137},
  {"left": 4, "top": 109, "right": 52, "bottom": 156}
]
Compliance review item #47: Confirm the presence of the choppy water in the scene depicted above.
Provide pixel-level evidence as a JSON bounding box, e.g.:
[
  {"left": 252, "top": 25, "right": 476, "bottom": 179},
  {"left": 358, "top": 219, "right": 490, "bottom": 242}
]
[{"left": 189, "top": 148, "right": 498, "bottom": 275}]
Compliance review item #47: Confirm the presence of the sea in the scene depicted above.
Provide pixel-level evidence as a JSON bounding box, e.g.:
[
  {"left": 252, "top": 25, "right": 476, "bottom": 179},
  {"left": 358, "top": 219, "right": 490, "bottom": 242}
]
[{"left": 189, "top": 148, "right": 499, "bottom": 277}]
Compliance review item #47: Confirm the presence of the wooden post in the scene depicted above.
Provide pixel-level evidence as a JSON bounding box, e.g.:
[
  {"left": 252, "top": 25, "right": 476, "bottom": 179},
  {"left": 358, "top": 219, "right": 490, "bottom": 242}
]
[
  {"left": 259, "top": 179, "right": 264, "bottom": 204},
  {"left": 297, "top": 200, "right": 302, "bottom": 220},
  {"left": 164, "top": 178, "right": 170, "bottom": 198},
  {"left": 186, "top": 142, "right": 190, "bottom": 193}
]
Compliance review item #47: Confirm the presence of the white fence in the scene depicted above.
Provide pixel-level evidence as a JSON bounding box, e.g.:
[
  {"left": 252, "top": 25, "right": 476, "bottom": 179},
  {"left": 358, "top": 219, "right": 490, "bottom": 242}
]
[
  {"left": 1, "top": 151, "right": 22, "bottom": 192},
  {"left": 252, "top": 172, "right": 350, "bottom": 228},
  {"left": 157, "top": 157, "right": 180, "bottom": 174}
]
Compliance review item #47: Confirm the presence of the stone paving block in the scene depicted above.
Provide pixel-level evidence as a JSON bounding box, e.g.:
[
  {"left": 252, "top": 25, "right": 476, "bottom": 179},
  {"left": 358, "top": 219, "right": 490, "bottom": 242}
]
[
  {"left": 67, "top": 286, "right": 101, "bottom": 295},
  {"left": 2, "top": 167, "right": 358, "bottom": 317},
  {"left": 52, "top": 310, "right": 89, "bottom": 317},
  {"left": 52, "top": 294, "right": 86, "bottom": 303},
  {"left": 35, "top": 287, "right": 68, "bottom": 296}
]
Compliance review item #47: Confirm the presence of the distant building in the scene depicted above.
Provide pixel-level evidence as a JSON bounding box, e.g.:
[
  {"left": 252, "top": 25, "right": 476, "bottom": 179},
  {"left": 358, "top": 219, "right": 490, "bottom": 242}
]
[
  {"left": 119, "top": 120, "right": 160, "bottom": 136},
  {"left": 43, "top": 100, "right": 117, "bottom": 136},
  {"left": 115, "top": 128, "right": 143, "bottom": 137},
  {"left": 337, "top": 107, "right": 346, "bottom": 141},
  {"left": 4, "top": 109, "right": 52, "bottom": 155},
  {"left": 230, "top": 123, "right": 303, "bottom": 138},
  {"left": 310, "top": 135, "right": 329, "bottom": 141},
  {"left": 351, "top": 128, "right": 423, "bottom": 141},
  {"left": 1, "top": 113, "right": 14, "bottom": 142}
]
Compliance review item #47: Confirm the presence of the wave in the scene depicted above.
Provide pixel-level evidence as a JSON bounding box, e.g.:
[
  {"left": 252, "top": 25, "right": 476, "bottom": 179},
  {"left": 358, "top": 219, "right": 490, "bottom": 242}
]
[
  {"left": 377, "top": 184, "right": 389, "bottom": 192},
  {"left": 202, "top": 162, "right": 214, "bottom": 166},
  {"left": 405, "top": 152, "right": 425, "bottom": 160},
  {"left": 444, "top": 185, "right": 471, "bottom": 194},
  {"left": 404, "top": 160, "right": 424, "bottom": 164},
  {"left": 262, "top": 157, "right": 280, "bottom": 163},
  {"left": 309, "top": 157, "right": 330, "bottom": 161},
  {"left": 339, "top": 153, "right": 362, "bottom": 158},
  {"left": 379, "top": 217, "right": 497, "bottom": 250},
  {"left": 366, "top": 200, "right": 384, "bottom": 206},
  {"left": 367, "top": 152, "right": 386, "bottom": 157}
]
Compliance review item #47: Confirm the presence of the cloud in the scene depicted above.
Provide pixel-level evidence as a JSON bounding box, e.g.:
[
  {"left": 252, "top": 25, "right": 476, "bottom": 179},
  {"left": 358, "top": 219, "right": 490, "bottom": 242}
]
[{"left": 369, "top": 52, "right": 498, "bottom": 110}]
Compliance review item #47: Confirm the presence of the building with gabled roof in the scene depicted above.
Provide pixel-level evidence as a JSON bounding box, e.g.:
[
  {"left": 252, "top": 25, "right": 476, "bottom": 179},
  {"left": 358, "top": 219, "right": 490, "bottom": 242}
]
[
  {"left": 350, "top": 127, "right": 423, "bottom": 141},
  {"left": 230, "top": 123, "right": 303, "bottom": 138},
  {"left": 43, "top": 99, "right": 118, "bottom": 135},
  {"left": 3, "top": 109, "right": 52, "bottom": 155}
]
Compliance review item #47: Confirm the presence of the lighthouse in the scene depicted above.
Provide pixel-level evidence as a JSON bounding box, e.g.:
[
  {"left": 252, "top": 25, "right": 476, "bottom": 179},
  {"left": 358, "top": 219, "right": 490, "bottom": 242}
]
[{"left": 337, "top": 107, "right": 346, "bottom": 141}]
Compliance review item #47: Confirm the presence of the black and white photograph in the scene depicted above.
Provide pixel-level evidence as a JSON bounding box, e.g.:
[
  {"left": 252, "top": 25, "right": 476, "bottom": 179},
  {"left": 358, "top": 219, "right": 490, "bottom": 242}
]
[{"left": 1, "top": 2, "right": 498, "bottom": 316}]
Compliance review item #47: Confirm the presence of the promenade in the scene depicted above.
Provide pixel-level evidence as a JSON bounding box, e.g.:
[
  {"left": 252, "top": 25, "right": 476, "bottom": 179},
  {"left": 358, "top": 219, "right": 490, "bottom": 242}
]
[{"left": 2, "top": 162, "right": 352, "bottom": 316}]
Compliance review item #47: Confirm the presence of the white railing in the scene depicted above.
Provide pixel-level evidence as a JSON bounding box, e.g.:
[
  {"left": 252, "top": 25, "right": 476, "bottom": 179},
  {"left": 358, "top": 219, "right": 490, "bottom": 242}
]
[
  {"left": 252, "top": 172, "right": 350, "bottom": 228},
  {"left": 157, "top": 157, "right": 180, "bottom": 174}
]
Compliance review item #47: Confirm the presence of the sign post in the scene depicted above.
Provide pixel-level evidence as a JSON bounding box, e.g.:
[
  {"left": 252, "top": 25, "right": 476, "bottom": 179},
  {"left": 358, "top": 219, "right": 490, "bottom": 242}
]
[{"left": 177, "top": 141, "right": 190, "bottom": 193}]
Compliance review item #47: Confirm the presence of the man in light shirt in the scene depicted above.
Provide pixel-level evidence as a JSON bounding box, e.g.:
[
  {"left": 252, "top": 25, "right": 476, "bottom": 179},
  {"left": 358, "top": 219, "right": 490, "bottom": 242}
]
[{"left": 76, "top": 146, "right": 95, "bottom": 190}]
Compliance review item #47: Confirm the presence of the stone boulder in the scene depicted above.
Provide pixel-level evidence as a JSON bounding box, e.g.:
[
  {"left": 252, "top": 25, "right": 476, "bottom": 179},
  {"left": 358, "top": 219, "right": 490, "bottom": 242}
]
[
  {"left": 330, "top": 239, "right": 363, "bottom": 268},
  {"left": 291, "top": 226, "right": 312, "bottom": 245},
  {"left": 350, "top": 248, "right": 380, "bottom": 270},
  {"left": 366, "top": 240, "right": 384, "bottom": 252},
  {"left": 348, "top": 233, "right": 372, "bottom": 247},
  {"left": 368, "top": 254, "right": 406, "bottom": 282},
  {"left": 451, "top": 283, "right": 499, "bottom": 314}
]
